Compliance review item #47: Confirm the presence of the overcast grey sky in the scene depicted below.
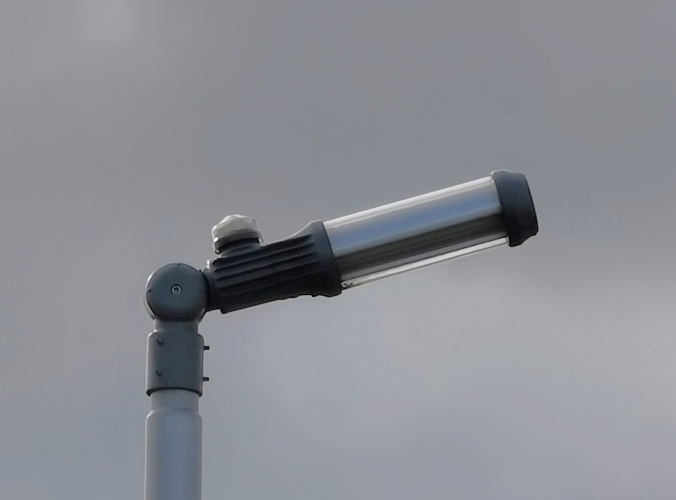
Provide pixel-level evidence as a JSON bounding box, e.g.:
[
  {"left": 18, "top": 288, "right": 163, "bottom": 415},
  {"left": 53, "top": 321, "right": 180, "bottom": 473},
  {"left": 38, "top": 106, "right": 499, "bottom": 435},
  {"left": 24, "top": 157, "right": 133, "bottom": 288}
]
[{"left": 1, "top": 1, "right": 676, "bottom": 499}]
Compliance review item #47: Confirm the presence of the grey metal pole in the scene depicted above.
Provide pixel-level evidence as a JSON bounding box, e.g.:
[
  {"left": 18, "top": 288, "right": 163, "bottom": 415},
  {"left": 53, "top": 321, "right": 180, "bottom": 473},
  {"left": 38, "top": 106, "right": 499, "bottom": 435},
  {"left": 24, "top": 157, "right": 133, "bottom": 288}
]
[
  {"left": 146, "top": 390, "right": 202, "bottom": 500},
  {"left": 144, "top": 264, "right": 208, "bottom": 500}
]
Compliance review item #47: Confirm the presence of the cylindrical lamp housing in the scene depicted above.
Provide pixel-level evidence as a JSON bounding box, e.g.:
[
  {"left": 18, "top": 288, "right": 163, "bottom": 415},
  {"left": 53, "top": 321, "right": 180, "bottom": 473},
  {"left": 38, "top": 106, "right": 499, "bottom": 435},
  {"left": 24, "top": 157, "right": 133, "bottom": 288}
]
[
  {"left": 323, "top": 170, "right": 538, "bottom": 288},
  {"left": 203, "top": 170, "right": 537, "bottom": 312}
]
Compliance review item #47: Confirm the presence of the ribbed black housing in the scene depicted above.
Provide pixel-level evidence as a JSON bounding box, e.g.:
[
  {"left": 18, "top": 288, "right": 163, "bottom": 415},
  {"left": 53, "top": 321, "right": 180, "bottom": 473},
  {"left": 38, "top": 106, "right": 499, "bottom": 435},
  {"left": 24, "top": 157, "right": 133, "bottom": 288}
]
[{"left": 204, "top": 221, "right": 342, "bottom": 314}]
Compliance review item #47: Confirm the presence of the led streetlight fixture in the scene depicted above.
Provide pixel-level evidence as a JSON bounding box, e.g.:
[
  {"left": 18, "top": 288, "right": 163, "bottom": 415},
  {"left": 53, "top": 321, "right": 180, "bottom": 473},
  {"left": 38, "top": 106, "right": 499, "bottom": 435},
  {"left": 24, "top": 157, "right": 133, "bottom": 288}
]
[{"left": 143, "top": 170, "right": 538, "bottom": 500}]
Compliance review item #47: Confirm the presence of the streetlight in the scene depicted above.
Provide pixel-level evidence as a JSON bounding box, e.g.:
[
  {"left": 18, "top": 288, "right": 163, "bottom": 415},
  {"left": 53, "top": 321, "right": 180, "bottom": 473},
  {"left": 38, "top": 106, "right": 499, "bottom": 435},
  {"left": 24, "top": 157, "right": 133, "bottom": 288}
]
[{"left": 143, "top": 170, "right": 538, "bottom": 500}]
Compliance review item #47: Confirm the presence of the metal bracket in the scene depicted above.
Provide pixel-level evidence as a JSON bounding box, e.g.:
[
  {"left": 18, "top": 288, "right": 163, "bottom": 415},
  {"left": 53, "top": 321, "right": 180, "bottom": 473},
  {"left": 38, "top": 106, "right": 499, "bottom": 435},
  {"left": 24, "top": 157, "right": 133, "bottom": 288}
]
[{"left": 145, "top": 263, "right": 208, "bottom": 396}]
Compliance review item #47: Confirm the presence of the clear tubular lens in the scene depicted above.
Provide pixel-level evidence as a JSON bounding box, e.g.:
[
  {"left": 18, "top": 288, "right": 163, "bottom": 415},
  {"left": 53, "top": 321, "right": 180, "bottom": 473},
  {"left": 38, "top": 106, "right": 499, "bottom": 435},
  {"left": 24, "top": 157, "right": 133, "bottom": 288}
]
[
  {"left": 341, "top": 238, "right": 508, "bottom": 288},
  {"left": 323, "top": 177, "right": 508, "bottom": 288}
]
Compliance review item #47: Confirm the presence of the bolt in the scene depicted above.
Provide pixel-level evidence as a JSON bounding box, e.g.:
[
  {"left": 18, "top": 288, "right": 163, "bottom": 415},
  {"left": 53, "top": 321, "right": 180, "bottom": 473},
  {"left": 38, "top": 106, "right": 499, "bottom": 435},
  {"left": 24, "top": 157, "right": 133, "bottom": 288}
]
[
  {"left": 171, "top": 285, "right": 182, "bottom": 295},
  {"left": 156, "top": 338, "right": 164, "bottom": 345},
  {"left": 155, "top": 370, "right": 163, "bottom": 376},
  {"left": 204, "top": 345, "right": 210, "bottom": 351},
  {"left": 203, "top": 377, "right": 210, "bottom": 382}
]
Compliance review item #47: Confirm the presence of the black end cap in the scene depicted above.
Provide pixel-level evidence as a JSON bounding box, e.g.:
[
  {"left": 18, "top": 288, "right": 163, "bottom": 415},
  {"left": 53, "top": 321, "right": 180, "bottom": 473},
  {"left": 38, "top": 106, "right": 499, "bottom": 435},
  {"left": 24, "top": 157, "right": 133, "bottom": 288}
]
[{"left": 491, "top": 170, "right": 539, "bottom": 247}]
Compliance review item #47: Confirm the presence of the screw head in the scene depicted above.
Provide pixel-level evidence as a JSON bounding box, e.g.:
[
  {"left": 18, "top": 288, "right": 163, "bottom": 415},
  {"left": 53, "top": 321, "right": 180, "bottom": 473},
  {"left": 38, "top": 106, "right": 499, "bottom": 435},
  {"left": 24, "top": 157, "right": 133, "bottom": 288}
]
[{"left": 211, "top": 214, "right": 261, "bottom": 253}]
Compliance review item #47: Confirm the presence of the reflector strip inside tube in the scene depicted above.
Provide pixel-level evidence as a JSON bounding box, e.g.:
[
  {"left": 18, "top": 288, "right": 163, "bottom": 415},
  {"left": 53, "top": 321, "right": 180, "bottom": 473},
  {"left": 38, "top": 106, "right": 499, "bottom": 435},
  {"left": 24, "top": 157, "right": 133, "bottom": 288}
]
[{"left": 342, "top": 237, "right": 508, "bottom": 288}]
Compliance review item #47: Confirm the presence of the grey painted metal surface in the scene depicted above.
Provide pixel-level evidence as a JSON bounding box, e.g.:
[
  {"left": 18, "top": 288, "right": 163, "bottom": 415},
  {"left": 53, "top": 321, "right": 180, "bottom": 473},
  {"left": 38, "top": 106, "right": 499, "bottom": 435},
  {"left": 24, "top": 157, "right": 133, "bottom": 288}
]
[
  {"left": 145, "top": 390, "right": 202, "bottom": 500},
  {"left": 324, "top": 176, "right": 507, "bottom": 287},
  {"left": 144, "top": 264, "right": 208, "bottom": 500}
]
